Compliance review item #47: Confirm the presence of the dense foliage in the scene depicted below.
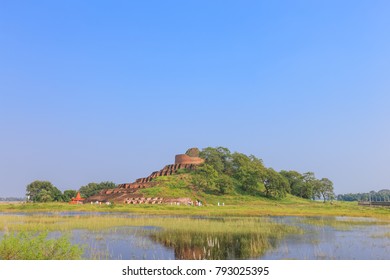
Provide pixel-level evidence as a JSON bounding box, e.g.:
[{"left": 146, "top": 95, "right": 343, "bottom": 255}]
[
  {"left": 337, "top": 189, "right": 390, "bottom": 202},
  {"left": 26, "top": 181, "right": 64, "bottom": 202},
  {"left": 78, "top": 181, "right": 116, "bottom": 198},
  {"left": 196, "top": 147, "right": 334, "bottom": 200},
  {"left": 0, "top": 231, "right": 82, "bottom": 260},
  {"left": 25, "top": 180, "right": 116, "bottom": 202},
  {"left": 279, "top": 171, "right": 335, "bottom": 201}
]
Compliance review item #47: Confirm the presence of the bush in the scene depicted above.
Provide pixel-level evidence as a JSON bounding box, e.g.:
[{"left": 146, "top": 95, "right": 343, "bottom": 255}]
[{"left": 0, "top": 231, "right": 83, "bottom": 260}]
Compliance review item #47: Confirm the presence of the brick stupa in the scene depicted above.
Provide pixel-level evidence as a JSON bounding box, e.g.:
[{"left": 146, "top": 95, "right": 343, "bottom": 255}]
[{"left": 85, "top": 148, "right": 204, "bottom": 204}]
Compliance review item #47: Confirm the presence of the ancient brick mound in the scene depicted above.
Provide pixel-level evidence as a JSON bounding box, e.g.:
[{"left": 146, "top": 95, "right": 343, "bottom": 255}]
[
  {"left": 175, "top": 154, "right": 204, "bottom": 165},
  {"left": 84, "top": 149, "right": 204, "bottom": 204}
]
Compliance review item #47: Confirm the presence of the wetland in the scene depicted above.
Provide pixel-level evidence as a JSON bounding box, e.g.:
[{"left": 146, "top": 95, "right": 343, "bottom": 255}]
[{"left": 1, "top": 211, "right": 389, "bottom": 260}]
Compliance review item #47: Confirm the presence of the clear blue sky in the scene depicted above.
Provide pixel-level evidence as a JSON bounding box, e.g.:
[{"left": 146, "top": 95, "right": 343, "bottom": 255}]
[{"left": 1, "top": 0, "right": 389, "bottom": 197}]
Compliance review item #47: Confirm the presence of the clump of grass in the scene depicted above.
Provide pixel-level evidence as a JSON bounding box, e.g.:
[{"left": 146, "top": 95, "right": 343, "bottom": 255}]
[
  {"left": 141, "top": 217, "right": 302, "bottom": 260},
  {"left": 0, "top": 231, "right": 83, "bottom": 260},
  {"left": 300, "top": 217, "right": 390, "bottom": 231}
]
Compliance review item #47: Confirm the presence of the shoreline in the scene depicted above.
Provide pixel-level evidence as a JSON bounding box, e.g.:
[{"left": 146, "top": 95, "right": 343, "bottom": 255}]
[{"left": 0, "top": 201, "right": 389, "bottom": 219}]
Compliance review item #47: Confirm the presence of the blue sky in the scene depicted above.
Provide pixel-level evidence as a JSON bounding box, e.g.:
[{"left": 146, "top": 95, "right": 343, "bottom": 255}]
[{"left": 1, "top": 0, "right": 389, "bottom": 197}]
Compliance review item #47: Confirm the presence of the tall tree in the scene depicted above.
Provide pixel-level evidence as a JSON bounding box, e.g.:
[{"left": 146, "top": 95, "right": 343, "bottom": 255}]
[
  {"left": 263, "top": 168, "right": 289, "bottom": 199},
  {"left": 200, "top": 147, "right": 234, "bottom": 175},
  {"left": 301, "top": 172, "right": 316, "bottom": 199},
  {"left": 78, "top": 181, "right": 116, "bottom": 198},
  {"left": 232, "top": 152, "right": 265, "bottom": 194},
  {"left": 191, "top": 164, "right": 219, "bottom": 194},
  {"left": 26, "top": 180, "right": 62, "bottom": 202},
  {"left": 62, "top": 190, "right": 78, "bottom": 202},
  {"left": 279, "top": 170, "right": 302, "bottom": 195},
  {"left": 318, "top": 178, "right": 334, "bottom": 202}
]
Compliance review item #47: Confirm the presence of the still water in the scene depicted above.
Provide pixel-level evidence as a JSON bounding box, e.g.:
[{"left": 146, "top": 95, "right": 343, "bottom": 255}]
[
  {"left": 63, "top": 215, "right": 390, "bottom": 260},
  {"left": 262, "top": 216, "right": 390, "bottom": 259},
  {"left": 2, "top": 212, "right": 389, "bottom": 259}
]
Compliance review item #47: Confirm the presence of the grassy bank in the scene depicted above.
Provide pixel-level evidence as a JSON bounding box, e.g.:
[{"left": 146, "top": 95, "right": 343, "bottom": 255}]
[{"left": 1, "top": 195, "right": 389, "bottom": 219}]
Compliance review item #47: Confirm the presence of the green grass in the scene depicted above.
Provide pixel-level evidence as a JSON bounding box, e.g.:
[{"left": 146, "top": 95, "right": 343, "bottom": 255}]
[
  {"left": 0, "top": 214, "right": 292, "bottom": 232},
  {"left": 1, "top": 198, "right": 389, "bottom": 219},
  {"left": 1, "top": 185, "right": 390, "bottom": 219},
  {"left": 300, "top": 216, "right": 390, "bottom": 230},
  {"left": 139, "top": 175, "right": 200, "bottom": 199},
  {"left": 0, "top": 215, "right": 302, "bottom": 260},
  {"left": 148, "top": 218, "right": 301, "bottom": 259},
  {"left": 0, "top": 231, "right": 83, "bottom": 260}
]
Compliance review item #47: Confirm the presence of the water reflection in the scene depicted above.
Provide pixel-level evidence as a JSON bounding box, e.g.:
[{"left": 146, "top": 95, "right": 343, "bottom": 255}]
[
  {"left": 150, "top": 231, "right": 280, "bottom": 260},
  {"left": 1, "top": 213, "right": 389, "bottom": 260},
  {"left": 71, "top": 227, "right": 174, "bottom": 260},
  {"left": 78, "top": 216, "right": 389, "bottom": 260},
  {"left": 261, "top": 216, "right": 390, "bottom": 260}
]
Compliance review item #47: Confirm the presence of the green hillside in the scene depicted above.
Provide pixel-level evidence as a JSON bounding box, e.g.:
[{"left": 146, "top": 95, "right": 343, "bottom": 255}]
[{"left": 138, "top": 146, "right": 335, "bottom": 203}]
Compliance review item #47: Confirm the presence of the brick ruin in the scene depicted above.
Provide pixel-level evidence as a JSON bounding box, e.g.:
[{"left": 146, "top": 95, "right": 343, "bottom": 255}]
[{"left": 84, "top": 148, "right": 204, "bottom": 204}]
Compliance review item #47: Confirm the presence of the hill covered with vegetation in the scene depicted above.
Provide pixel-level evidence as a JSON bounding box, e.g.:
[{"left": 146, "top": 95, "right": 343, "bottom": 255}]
[
  {"left": 24, "top": 147, "right": 335, "bottom": 204},
  {"left": 141, "top": 147, "right": 334, "bottom": 203}
]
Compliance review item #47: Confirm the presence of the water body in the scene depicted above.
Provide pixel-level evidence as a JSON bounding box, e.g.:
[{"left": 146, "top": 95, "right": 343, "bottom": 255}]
[
  {"left": 261, "top": 216, "right": 390, "bottom": 260},
  {"left": 68, "top": 215, "right": 390, "bottom": 260},
  {"left": 2, "top": 213, "right": 389, "bottom": 259},
  {"left": 68, "top": 227, "right": 174, "bottom": 260}
]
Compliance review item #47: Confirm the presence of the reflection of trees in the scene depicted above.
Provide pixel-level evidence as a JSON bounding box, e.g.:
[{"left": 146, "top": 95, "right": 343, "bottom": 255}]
[{"left": 150, "top": 232, "right": 280, "bottom": 260}]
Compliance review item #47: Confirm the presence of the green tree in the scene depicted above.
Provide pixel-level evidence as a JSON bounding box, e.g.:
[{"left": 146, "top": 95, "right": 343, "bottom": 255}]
[
  {"left": 279, "top": 170, "right": 302, "bottom": 195},
  {"left": 37, "top": 189, "right": 54, "bottom": 202},
  {"left": 51, "top": 187, "right": 64, "bottom": 202},
  {"left": 26, "top": 180, "right": 63, "bottom": 202},
  {"left": 263, "top": 168, "right": 289, "bottom": 199},
  {"left": 301, "top": 172, "right": 316, "bottom": 199},
  {"left": 78, "top": 181, "right": 116, "bottom": 198},
  {"left": 200, "top": 147, "right": 233, "bottom": 175},
  {"left": 62, "top": 190, "right": 77, "bottom": 202},
  {"left": 317, "top": 178, "right": 334, "bottom": 202},
  {"left": 191, "top": 164, "right": 219, "bottom": 194},
  {"left": 216, "top": 174, "right": 235, "bottom": 194},
  {"left": 232, "top": 152, "right": 265, "bottom": 194}
]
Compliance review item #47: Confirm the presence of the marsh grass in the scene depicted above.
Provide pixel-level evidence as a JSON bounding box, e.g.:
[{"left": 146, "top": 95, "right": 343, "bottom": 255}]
[
  {"left": 0, "top": 215, "right": 302, "bottom": 259},
  {"left": 370, "top": 229, "right": 390, "bottom": 239},
  {"left": 0, "top": 231, "right": 82, "bottom": 260},
  {"left": 300, "top": 217, "right": 390, "bottom": 231},
  {"left": 2, "top": 198, "right": 389, "bottom": 219},
  {"left": 147, "top": 218, "right": 301, "bottom": 259},
  {"left": 0, "top": 215, "right": 300, "bottom": 233}
]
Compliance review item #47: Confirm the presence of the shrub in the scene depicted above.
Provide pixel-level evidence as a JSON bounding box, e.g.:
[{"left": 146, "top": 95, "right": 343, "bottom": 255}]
[{"left": 0, "top": 231, "right": 83, "bottom": 260}]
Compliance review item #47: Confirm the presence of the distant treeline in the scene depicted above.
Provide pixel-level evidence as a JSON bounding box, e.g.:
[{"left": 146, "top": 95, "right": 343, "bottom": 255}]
[
  {"left": 0, "top": 197, "right": 25, "bottom": 201},
  {"left": 337, "top": 189, "right": 390, "bottom": 202},
  {"left": 26, "top": 181, "right": 116, "bottom": 203}
]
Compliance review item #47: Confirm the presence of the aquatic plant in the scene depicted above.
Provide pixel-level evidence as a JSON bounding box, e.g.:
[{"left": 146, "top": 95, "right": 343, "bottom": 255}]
[{"left": 0, "top": 231, "right": 83, "bottom": 260}]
